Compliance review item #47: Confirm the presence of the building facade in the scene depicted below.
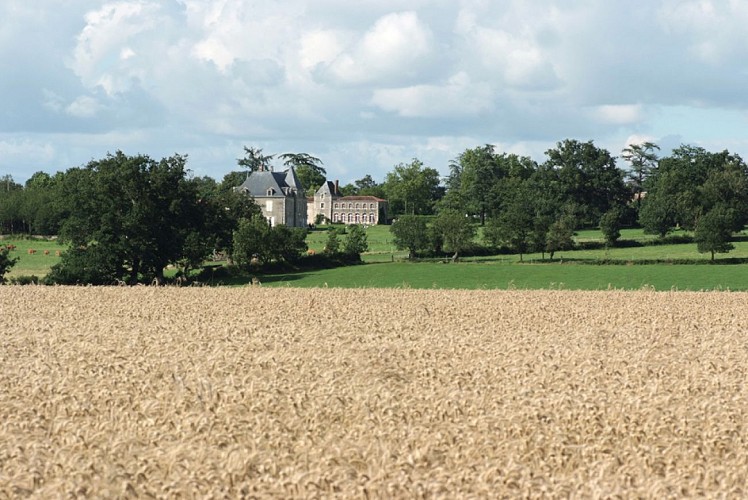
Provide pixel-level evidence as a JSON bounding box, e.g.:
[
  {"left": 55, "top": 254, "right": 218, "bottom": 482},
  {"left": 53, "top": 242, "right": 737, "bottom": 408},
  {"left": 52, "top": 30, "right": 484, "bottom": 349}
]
[
  {"left": 235, "top": 167, "right": 307, "bottom": 227},
  {"left": 308, "top": 180, "right": 388, "bottom": 225}
]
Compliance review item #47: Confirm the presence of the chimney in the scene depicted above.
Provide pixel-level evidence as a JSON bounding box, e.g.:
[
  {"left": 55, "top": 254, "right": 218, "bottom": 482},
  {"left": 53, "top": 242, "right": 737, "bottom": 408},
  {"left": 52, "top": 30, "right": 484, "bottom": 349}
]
[{"left": 334, "top": 179, "right": 339, "bottom": 195}]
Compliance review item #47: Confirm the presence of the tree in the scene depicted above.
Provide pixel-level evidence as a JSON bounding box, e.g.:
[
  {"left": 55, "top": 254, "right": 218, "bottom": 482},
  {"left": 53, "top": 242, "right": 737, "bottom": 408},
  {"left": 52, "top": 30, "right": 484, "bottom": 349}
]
[
  {"left": 545, "top": 217, "right": 575, "bottom": 260},
  {"left": 640, "top": 145, "right": 748, "bottom": 234},
  {"left": 220, "top": 171, "right": 249, "bottom": 191},
  {"left": 695, "top": 205, "right": 736, "bottom": 261},
  {"left": 383, "top": 159, "right": 442, "bottom": 216},
  {"left": 483, "top": 194, "right": 534, "bottom": 261},
  {"left": 343, "top": 224, "right": 368, "bottom": 257},
  {"left": 237, "top": 146, "right": 274, "bottom": 173},
  {"left": 599, "top": 207, "right": 624, "bottom": 246},
  {"left": 0, "top": 247, "right": 18, "bottom": 283},
  {"left": 49, "top": 151, "right": 204, "bottom": 284},
  {"left": 621, "top": 141, "right": 659, "bottom": 208},
  {"left": 390, "top": 215, "right": 429, "bottom": 259},
  {"left": 544, "top": 139, "right": 628, "bottom": 226},
  {"left": 268, "top": 225, "right": 308, "bottom": 263},
  {"left": 324, "top": 228, "right": 341, "bottom": 255},
  {"left": 232, "top": 215, "right": 272, "bottom": 268},
  {"left": 279, "top": 153, "right": 326, "bottom": 193},
  {"left": 355, "top": 174, "right": 386, "bottom": 198},
  {"left": 432, "top": 209, "right": 476, "bottom": 261}
]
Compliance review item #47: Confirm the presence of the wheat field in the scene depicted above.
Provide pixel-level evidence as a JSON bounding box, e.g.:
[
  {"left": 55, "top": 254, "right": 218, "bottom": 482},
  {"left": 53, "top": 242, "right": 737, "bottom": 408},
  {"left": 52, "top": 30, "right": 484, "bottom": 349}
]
[{"left": 1, "top": 286, "right": 747, "bottom": 498}]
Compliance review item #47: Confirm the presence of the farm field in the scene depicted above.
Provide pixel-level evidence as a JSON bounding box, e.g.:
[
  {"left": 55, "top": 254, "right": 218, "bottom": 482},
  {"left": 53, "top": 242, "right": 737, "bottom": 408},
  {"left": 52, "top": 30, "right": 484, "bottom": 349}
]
[
  {"left": 254, "top": 261, "right": 748, "bottom": 291},
  {"left": 2, "top": 287, "right": 747, "bottom": 497}
]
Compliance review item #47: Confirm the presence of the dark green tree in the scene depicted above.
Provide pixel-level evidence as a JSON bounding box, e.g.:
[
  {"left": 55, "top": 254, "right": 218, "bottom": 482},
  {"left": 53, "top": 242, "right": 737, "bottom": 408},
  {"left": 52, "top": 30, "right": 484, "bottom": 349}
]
[
  {"left": 621, "top": 142, "right": 659, "bottom": 208},
  {"left": 695, "top": 205, "right": 736, "bottom": 261},
  {"left": 49, "top": 151, "right": 204, "bottom": 284},
  {"left": 344, "top": 224, "right": 368, "bottom": 257},
  {"left": 279, "top": 153, "right": 326, "bottom": 193},
  {"left": 268, "top": 225, "right": 308, "bottom": 263},
  {"left": 232, "top": 215, "right": 272, "bottom": 267},
  {"left": 544, "top": 139, "right": 628, "bottom": 226},
  {"left": 383, "top": 159, "right": 442, "bottom": 216},
  {"left": 0, "top": 247, "right": 19, "bottom": 283},
  {"left": 432, "top": 209, "right": 476, "bottom": 261},
  {"left": 324, "top": 228, "right": 341, "bottom": 255},
  {"left": 237, "top": 146, "right": 274, "bottom": 173},
  {"left": 545, "top": 216, "right": 575, "bottom": 260},
  {"left": 390, "top": 215, "right": 429, "bottom": 259},
  {"left": 599, "top": 207, "right": 624, "bottom": 246}
]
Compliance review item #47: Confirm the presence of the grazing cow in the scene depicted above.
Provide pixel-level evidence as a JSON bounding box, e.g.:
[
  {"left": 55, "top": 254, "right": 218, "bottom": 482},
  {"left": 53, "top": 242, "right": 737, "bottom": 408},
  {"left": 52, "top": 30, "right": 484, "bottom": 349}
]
[{"left": 28, "top": 249, "right": 37, "bottom": 255}]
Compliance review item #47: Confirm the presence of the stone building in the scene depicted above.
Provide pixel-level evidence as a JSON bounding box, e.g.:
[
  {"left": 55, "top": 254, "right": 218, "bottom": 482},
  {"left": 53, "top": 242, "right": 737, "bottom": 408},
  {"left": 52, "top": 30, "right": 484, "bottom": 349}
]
[
  {"left": 235, "top": 167, "right": 307, "bottom": 227},
  {"left": 308, "top": 180, "right": 388, "bottom": 225}
]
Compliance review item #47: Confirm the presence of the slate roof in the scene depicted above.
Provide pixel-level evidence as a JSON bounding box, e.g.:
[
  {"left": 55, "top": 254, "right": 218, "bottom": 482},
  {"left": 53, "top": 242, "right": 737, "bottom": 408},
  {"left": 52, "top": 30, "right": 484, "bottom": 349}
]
[{"left": 237, "top": 168, "right": 303, "bottom": 198}]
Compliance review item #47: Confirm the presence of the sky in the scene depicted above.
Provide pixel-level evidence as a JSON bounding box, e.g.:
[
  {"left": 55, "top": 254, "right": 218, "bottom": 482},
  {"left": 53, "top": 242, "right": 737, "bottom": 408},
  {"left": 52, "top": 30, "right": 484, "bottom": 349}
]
[{"left": 2, "top": 0, "right": 748, "bottom": 185}]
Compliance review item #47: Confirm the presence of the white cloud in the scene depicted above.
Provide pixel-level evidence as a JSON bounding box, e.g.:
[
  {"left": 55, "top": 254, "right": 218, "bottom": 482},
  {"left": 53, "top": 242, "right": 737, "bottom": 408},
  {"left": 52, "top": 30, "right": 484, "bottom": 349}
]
[
  {"left": 593, "top": 104, "right": 644, "bottom": 126},
  {"left": 371, "top": 72, "right": 493, "bottom": 118},
  {"left": 319, "top": 11, "right": 434, "bottom": 85},
  {"left": 66, "top": 95, "right": 103, "bottom": 118}
]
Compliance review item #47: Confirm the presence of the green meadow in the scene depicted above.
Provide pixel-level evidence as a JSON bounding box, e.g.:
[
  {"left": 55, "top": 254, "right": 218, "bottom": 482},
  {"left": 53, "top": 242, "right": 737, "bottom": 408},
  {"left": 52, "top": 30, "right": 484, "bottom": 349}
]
[{"left": 5, "top": 225, "right": 748, "bottom": 290}]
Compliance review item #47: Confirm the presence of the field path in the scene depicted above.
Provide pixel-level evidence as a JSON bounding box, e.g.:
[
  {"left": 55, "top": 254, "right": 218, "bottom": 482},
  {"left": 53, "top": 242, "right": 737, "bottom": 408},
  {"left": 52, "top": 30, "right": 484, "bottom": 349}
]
[{"left": 1, "top": 287, "right": 747, "bottom": 497}]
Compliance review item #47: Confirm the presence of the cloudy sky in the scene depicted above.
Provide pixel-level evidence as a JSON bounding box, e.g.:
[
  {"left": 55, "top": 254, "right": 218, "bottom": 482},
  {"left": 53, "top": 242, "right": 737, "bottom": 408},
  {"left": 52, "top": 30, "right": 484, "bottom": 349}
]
[{"left": 2, "top": 0, "right": 748, "bottom": 185}]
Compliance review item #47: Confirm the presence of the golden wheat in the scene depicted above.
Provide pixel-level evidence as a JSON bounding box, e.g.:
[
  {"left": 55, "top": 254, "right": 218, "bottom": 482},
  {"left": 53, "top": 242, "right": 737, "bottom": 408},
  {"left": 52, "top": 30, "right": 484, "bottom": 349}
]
[{"left": 1, "top": 287, "right": 747, "bottom": 497}]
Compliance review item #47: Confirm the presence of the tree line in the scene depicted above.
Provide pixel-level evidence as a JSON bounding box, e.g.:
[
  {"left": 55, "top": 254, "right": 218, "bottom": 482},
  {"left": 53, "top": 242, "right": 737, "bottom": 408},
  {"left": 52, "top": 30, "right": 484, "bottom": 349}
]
[
  {"left": 386, "top": 140, "right": 748, "bottom": 261},
  {"left": 2, "top": 138, "right": 747, "bottom": 283}
]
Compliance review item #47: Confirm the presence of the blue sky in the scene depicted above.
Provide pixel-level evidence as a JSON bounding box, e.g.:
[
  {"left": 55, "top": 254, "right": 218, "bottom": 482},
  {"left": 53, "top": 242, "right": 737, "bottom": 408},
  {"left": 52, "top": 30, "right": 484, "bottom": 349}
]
[{"left": 2, "top": 0, "right": 748, "bottom": 185}]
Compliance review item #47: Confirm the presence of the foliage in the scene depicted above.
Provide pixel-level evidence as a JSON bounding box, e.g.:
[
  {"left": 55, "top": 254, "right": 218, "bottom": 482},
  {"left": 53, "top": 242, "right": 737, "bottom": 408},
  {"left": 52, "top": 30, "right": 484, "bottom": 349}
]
[
  {"left": 543, "top": 139, "right": 629, "bottom": 227},
  {"left": 279, "top": 153, "right": 326, "bottom": 193},
  {"left": 383, "top": 159, "right": 442, "bottom": 216},
  {"left": 390, "top": 215, "right": 429, "bottom": 259},
  {"left": 232, "top": 216, "right": 308, "bottom": 269},
  {"left": 621, "top": 142, "right": 659, "bottom": 207},
  {"left": 324, "top": 228, "right": 341, "bottom": 255},
  {"left": 694, "top": 205, "right": 736, "bottom": 261},
  {"left": 47, "top": 151, "right": 207, "bottom": 284},
  {"left": 0, "top": 247, "right": 19, "bottom": 283},
  {"left": 545, "top": 217, "right": 575, "bottom": 260},
  {"left": 46, "top": 245, "right": 125, "bottom": 285},
  {"left": 433, "top": 209, "right": 477, "bottom": 261},
  {"left": 343, "top": 224, "right": 368, "bottom": 257},
  {"left": 237, "top": 146, "right": 273, "bottom": 172},
  {"left": 641, "top": 146, "right": 748, "bottom": 234},
  {"left": 599, "top": 207, "right": 624, "bottom": 246}
]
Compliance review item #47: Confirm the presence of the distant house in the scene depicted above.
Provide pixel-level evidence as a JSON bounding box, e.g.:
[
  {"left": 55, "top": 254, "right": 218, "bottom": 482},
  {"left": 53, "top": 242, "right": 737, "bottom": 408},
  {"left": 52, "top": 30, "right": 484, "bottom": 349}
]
[
  {"left": 308, "top": 180, "right": 388, "bottom": 225},
  {"left": 235, "top": 166, "right": 307, "bottom": 227}
]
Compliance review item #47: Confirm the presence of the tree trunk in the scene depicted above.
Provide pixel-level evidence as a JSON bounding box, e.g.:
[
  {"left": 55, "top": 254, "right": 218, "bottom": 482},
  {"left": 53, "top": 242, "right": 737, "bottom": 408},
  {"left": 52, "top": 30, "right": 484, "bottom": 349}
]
[{"left": 451, "top": 251, "right": 459, "bottom": 262}]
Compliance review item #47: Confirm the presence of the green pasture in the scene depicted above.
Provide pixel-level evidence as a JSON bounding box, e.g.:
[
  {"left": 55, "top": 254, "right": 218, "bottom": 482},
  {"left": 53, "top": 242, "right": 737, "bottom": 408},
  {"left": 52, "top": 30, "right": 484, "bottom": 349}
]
[
  {"left": 1, "top": 238, "right": 63, "bottom": 278},
  {"left": 5, "top": 225, "right": 748, "bottom": 290},
  {"left": 253, "top": 261, "right": 748, "bottom": 291}
]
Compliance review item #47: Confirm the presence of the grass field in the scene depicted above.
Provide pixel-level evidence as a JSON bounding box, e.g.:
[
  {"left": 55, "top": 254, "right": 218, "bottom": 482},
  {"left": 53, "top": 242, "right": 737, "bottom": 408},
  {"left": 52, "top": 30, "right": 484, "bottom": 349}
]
[
  {"left": 0, "top": 238, "right": 63, "bottom": 277},
  {"left": 2, "top": 287, "right": 747, "bottom": 496},
  {"left": 5, "top": 226, "right": 748, "bottom": 290},
  {"left": 252, "top": 261, "right": 748, "bottom": 290}
]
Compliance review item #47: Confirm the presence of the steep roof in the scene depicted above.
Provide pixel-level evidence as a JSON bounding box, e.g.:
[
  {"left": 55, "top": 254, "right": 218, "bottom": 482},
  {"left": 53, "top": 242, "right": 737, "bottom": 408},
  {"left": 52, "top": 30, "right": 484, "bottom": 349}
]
[{"left": 237, "top": 168, "right": 303, "bottom": 198}]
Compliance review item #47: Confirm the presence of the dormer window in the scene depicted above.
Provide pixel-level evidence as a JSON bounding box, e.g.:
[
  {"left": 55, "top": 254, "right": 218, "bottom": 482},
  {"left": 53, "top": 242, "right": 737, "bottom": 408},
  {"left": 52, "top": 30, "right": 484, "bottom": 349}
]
[{"left": 267, "top": 188, "right": 275, "bottom": 196}]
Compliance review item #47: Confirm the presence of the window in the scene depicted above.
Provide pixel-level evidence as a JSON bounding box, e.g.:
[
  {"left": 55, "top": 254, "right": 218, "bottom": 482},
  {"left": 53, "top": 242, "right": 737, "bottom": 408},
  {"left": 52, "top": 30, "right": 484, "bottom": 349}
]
[
  {"left": 369, "top": 213, "right": 375, "bottom": 223},
  {"left": 348, "top": 203, "right": 352, "bottom": 209},
  {"left": 334, "top": 203, "right": 339, "bottom": 209},
  {"left": 265, "top": 200, "right": 273, "bottom": 211},
  {"left": 347, "top": 213, "right": 352, "bottom": 222},
  {"left": 321, "top": 202, "right": 325, "bottom": 209},
  {"left": 355, "top": 213, "right": 360, "bottom": 223},
  {"left": 266, "top": 188, "right": 275, "bottom": 196},
  {"left": 333, "top": 213, "right": 339, "bottom": 222},
  {"left": 355, "top": 203, "right": 360, "bottom": 209},
  {"left": 370, "top": 203, "right": 375, "bottom": 209}
]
